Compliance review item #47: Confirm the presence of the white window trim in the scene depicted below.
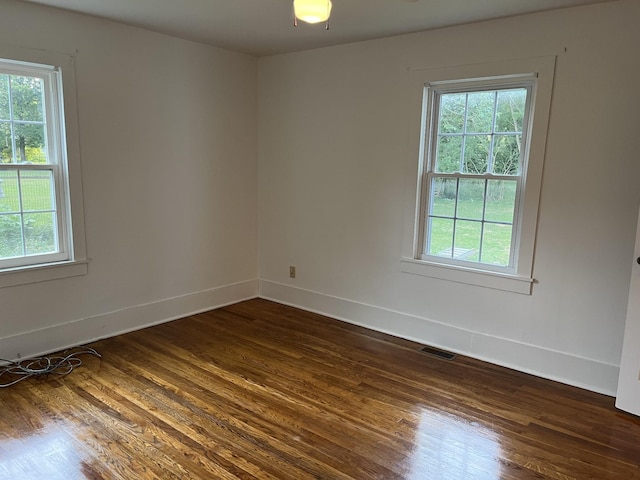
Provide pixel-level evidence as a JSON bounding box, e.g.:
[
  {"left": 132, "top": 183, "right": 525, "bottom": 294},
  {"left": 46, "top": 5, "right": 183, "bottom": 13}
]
[
  {"left": 401, "top": 56, "right": 556, "bottom": 295},
  {"left": 0, "top": 46, "right": 87, "bottom": 288}
]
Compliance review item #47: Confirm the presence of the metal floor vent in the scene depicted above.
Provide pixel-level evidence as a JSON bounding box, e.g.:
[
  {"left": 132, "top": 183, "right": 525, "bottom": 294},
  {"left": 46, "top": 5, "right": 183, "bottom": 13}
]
[{"left": 420, "top": 345, "right": 456, "bottom": 360}]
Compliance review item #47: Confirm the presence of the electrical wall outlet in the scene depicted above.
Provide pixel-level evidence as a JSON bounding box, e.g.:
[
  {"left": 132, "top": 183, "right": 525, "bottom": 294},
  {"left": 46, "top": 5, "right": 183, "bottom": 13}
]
[{"left": 289, "top": 266, "right": 296, "bottom": 278}]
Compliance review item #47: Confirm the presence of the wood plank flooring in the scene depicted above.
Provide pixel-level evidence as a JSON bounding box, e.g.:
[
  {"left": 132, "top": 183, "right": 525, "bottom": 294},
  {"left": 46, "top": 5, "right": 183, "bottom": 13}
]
[{"left": 1, "top": 298, "right": 639, "bottom": 479}]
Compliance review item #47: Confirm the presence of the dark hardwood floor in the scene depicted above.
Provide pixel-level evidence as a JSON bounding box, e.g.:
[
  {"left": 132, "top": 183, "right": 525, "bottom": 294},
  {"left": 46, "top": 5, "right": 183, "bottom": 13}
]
[{"left": 1, "top": 299, "right": 639, "bottom": 479}]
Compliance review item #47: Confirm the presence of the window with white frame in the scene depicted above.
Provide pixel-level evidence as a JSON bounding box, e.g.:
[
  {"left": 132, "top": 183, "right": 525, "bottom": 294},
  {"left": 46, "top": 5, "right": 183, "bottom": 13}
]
[
  {"left": 401, "top": 57, "right": 555, "bottom": 294},
  {"left": 420, "top": 78, "right": 533, "bottom": 273},
  {"left": 0, "top": 55, "right": 85, "bottom": 282}
]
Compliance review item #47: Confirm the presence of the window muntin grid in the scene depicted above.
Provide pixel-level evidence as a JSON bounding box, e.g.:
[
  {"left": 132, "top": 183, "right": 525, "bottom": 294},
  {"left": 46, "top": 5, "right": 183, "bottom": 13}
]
[
  {"left": 421, "top": 82, "right": 533, "bottom": 272},
  {"left": 0, "top": 61, "right": 68, "bottom": 268}
]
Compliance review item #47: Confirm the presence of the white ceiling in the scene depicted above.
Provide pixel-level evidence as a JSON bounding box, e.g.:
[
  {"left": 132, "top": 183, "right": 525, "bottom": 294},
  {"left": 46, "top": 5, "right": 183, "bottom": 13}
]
[{"left": 22, "top": 0, "right": 615, "bottom": 56}]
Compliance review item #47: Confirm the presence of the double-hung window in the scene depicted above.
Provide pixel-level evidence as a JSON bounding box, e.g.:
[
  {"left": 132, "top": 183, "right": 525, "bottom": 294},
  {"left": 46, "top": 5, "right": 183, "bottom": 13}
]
[
  {"left": 0, "top": 52, "right": 86, "bottom": 286},
  {"left": 421, "top": 78, "right": 533, "bottom": 272},
  {"left": 402, "top": 57, "right": 555, "bottom": 294}
]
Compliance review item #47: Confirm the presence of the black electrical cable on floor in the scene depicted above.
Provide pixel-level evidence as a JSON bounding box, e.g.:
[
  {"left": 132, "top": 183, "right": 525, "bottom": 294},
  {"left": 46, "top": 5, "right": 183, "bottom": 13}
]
[{"left": 0, "top": 347, "right": 101, "bottom": 388}]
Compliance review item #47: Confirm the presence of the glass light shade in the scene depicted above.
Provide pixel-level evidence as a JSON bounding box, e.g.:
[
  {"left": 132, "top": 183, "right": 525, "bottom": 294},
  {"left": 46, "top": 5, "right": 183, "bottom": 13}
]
[{"left": 294, "top": 0, "right": 332, "bottom": 24}]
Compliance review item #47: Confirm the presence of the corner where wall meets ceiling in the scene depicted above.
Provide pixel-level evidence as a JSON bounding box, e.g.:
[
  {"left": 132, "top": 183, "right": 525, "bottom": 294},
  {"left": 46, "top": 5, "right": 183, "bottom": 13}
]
[{"left": 21, "top": 0, "right": 617, "bottom": 55}]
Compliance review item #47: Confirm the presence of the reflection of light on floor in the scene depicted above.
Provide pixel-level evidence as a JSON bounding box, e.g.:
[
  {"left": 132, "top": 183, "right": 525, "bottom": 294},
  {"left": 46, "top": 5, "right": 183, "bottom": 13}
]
[
  {"left": 0, "top": 423, "right": 87, "bottom": 480},
  {"left": 406, "top": 408, "right": 502, "bottom": 480}
]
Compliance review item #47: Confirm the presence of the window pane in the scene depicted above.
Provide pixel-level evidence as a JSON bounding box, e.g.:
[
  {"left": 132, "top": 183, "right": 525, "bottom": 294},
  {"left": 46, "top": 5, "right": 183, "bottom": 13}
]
[
  {"left": 438, "top": 93, "right": 465, "bottom": 134},
  {"left": 492, "top": 134, "right": 521, "bottom": 175},
  {"left": 495, "top": 89, "right": 526, "bottom": 133},
  {"left": 428, "top": 217, "right": 454, "bottom": 257},
  {"left": 485, "top": 180, "right": 516, "bottom": 223},
  {"left": 0, "top": 213, "right": 24, "bottom": 259},
  {"left": 24, "top": 212, "right": 57, "bottom": 255},
  {"left": 431, "top": 178, "right": 456, "bottom": 217},
  {"left": 20, "top": 170, "right": 55, "bottom": 211},
  {"left": 457, "top": 178, "right": 485, "bottom": 220},
  {"left": 453, "top": 220, "right": 481, "bottom": 262},
  {"left": 435, "top": 136, "right": 462, "bottom": 173},
  {"left": 465, "top": 91, "right": 494, "bottom": 133},
  {"left": 0, "top": 170, "right": 19, "bottom": 212},
  {"left": 13, "top": 123, "right": 47, "bottom": 164},
  {"left": 11, "top": 75, "right": 44, "bottom": 122},
  {"left": 481, "top": 223, "right": 513, "bottom": 266},
  {"left": 0, "top": 122, "right": 11, "bottom": 163},
  {"left": 0, "top": 75, "right": 9, "bottom": 120},
  {"left": 463, "top": 135, "right": 489, "bottom": 174}
]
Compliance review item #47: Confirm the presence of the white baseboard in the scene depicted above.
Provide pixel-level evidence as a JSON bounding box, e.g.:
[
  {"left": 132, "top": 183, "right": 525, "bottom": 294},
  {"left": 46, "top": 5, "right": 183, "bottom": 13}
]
[
  {"left": 4, "top": 277, "right": 618, "bottom": 397},
  {"left": 0, "top": 279, "right": 259, "bottom": 362},
  {"left": 259, "top": 280, "right": 619, "bottom": 396}
]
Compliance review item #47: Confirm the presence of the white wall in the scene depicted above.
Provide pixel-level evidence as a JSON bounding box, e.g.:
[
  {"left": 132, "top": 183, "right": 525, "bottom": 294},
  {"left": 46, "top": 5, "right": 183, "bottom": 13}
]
[
  {"left": 258, "top": 0, "right": 640, "bottom": 395},
  {"left": 0, "top": 1, "right": 259, "bottom": 358}
]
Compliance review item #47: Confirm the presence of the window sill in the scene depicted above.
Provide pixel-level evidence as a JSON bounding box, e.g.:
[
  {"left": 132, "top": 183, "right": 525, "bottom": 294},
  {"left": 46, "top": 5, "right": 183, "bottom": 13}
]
[
  {"left": 401, "top": 257, "right": 533, "bottom": 294},
  {"left": 0, "top": 260, "right": 88, "bottom": 288}
]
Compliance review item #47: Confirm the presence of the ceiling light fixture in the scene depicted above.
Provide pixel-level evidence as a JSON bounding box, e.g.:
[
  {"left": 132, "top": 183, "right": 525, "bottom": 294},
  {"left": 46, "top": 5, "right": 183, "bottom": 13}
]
[{"left": 293, "top": 0, "right": 332, "bottom": 29}]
